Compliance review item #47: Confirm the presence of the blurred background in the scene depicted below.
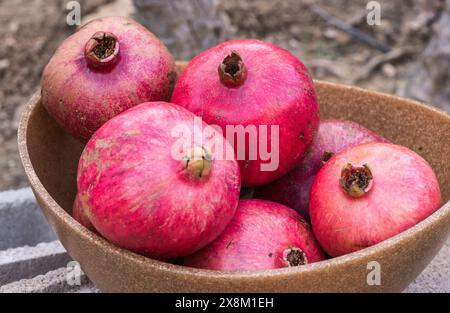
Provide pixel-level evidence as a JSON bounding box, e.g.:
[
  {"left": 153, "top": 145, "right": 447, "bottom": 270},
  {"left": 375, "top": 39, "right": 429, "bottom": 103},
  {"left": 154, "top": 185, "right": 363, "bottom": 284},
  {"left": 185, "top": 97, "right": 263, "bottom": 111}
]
[{"left": 0, "top": 0, "right": 449, "bottom": 191}]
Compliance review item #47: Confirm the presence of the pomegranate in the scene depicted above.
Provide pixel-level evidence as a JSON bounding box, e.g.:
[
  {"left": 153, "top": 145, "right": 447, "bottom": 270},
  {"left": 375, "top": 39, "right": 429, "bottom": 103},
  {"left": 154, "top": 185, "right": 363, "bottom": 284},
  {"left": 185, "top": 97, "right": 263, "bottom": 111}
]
[
  {"left": 184, "top": 199, "right": 325, "bottom": 271},
  {"left": 41, "top": 16, "right": 176, "bottom": 141},
  {"left": 255, "top": 120, "right": 388, "bottom": 220},
  {"left": 73, "top": 194, "right": 95, "bottom": 231},
  {"left": 310, "top": 142, "right": 441, "bottom": 257},
  {"left": 171, "top": 39, "right": 319, "bottom": 186},
  {"left": 75, "top": 101, "right": 241, "bottom": 259}
]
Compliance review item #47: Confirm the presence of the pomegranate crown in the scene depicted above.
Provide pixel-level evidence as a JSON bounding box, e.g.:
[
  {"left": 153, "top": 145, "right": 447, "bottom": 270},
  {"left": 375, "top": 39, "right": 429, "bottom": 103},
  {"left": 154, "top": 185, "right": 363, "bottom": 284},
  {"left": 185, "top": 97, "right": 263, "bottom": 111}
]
[
  {"left": 84, "top": 31, "right": 120, "bottom": 69},
  {"left": 218, "top": 51, "right": 247, "bottom": 88},
  {"left": 339, "top": 163, "right": 373, "bottom": 198}
]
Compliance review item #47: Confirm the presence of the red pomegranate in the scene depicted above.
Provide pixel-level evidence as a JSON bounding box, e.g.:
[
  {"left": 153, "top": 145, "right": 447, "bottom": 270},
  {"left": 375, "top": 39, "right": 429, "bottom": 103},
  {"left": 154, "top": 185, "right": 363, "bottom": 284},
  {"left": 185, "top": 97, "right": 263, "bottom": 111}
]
[
  {"left": 255, "top": 120, "right": 388, "bottom": 220},
  {"left": 310, "top": 142, "right": 441, "bottom": 257},
  {"left": 41, "top": 16, "right": 176, "bottom": 141},
  {"left": 171, "top": 39, "right": 319, "bottom": 186},
  {"left": 75, "top": 102, "right": 241, "bottom": 259},
  {"left": 184, "top": 199, "right": 325, "bottom": 271},
  {"left": 73, "top": 194, "right": 94, "bottom": 231}
]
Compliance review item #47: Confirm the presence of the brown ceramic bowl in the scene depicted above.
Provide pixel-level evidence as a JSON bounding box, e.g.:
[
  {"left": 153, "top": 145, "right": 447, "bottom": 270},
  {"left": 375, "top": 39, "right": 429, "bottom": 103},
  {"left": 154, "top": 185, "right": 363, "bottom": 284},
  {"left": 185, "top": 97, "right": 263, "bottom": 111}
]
[{"left": 18, "top": 63, "right": 450, "bottom": 292}]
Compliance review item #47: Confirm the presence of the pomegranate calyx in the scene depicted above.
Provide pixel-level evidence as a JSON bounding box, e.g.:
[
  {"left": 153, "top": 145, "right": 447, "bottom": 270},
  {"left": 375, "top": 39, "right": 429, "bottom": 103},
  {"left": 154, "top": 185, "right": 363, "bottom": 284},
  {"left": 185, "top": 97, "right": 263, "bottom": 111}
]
[
  {"left": 340, "top": 163, "right": 373, "bottom": 198},
  {"left": 283, "top": 247, "right": 308, "bottom": 267},
  {"left": 84, "top": 31, "right": 120, "bottom": 69},
  {"left": 182, "top": 146, "right": 213, "bottom": 179},
  {"left": 218, "top": 51, "right": 247, "bottom": 88}
]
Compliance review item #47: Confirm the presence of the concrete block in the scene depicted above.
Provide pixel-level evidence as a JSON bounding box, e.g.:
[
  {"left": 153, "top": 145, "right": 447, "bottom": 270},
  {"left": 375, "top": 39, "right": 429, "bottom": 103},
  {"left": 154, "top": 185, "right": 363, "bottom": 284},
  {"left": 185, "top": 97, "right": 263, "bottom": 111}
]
[
  {"left": 0, "top": 241, "right": 71, "bottom": 285},
  {"left": 0, "top": 188, "right": 56, "bottom": 250},
  {"left": 404, "top": 239, "right": 450, "bottom": 293},
  {"left": 0, "top": 267, "right": 99, "bottom": 293}
]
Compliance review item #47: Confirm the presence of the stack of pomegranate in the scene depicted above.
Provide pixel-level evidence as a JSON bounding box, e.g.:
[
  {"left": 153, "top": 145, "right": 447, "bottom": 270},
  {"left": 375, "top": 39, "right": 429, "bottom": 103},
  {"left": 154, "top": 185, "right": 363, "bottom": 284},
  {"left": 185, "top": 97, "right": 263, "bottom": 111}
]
[{"left": 41, "top": 17, "right": 441, "bottom": 271}]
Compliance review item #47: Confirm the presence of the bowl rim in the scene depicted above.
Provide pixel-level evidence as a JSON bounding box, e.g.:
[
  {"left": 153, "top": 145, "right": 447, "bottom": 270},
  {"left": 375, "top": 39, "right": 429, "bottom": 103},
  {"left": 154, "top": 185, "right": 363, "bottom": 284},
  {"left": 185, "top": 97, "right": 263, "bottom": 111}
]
[{"left": 17, "top": 82, "right": 450, "bottom": 279}]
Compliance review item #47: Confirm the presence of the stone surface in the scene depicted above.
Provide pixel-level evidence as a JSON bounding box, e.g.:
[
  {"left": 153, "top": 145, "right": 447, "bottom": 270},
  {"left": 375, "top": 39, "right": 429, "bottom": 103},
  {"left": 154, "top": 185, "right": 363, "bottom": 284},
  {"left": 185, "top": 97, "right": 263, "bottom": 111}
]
[
  {"left": 404, "top": 239, "right": 450, "bottom": 293},
  {"left": 133, "top": 0, "right": 233, "bottom": 60},
  {"left": 0, "top": 188, "right": 56, "bottom": 250},
  {"left": 0, "top": 267, "right": 99, "bottom": 293},
  {"left": 398, "top": 0, "right": 450, "bottom": 112},
  {"left": 0, "top": 241, "right": 71, "bottom": 285}
]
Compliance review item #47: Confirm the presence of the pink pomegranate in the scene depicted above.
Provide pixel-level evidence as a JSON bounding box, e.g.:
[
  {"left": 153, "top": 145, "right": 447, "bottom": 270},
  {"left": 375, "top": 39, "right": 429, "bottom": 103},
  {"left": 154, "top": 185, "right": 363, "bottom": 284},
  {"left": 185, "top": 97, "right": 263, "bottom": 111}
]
[
  {"left": 255, "top": 120, "right": 388, "bottom": 220},
  {"left": 73, "top": 194, "right": 95, "bottom": 231},
  {"left": 310, "top": 142, "right": 441, "bottom": 257},
  {"left": 184, "top": 199, "right": 325, "bottom": 271},
  {"left": 171, "top": 39, "right": 319, "bottom": 187},
  {"left": 75, "top": 102, "right": 241, "bottom": 259},
  {"left": 41, "top": 16, "right": 176, "bottom": 141}
]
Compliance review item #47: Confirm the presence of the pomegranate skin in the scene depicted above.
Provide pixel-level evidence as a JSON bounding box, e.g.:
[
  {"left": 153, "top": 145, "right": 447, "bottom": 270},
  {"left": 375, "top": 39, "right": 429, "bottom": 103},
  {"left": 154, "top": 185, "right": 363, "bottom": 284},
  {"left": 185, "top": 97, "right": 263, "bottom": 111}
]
[
  {"left": 75, "top": 102, "right": 241, "bottom": 259},
  {"left": 171, "top": 39, "right": 319, "bottom": 187},
  {"left": 310, "top": 142, "right": 441, "bottom": 257},
  {"left": 184, "top": 199, "right": 325, "bottom": 271},
  {"left": 255, "top": 120, "right": 388, "bottom": 220},
  {"left": 41, "top": 16, "right": 176, "bottom": 142},
  {"left": 73, "top": 194, "right": 95, "bottom": 231}
]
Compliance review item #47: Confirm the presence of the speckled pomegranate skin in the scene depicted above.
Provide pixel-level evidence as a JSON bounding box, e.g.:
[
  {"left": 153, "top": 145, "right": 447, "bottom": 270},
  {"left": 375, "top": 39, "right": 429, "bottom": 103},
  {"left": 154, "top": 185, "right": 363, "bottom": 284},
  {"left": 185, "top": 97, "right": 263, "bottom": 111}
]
[
  {"left": 184, "top": 199, "right": 325, "bottom": 271},
  {"left": 310, "top": 142, "right": 442, "bottom": 257},
  {"left": 73, "top": 194, "right": 95, "bottom": 231},
  {"left": 41, "top": 16, "right": 176, "bottom": 141},
  {"left": 75, "top": 102, "right": 241, "bottom": 259},
  {"left": 171, "top": 39, "right": 319, "bottom": 186},
  {"left": 255, "top": 120, "right": 388, "bottom": 220}
]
